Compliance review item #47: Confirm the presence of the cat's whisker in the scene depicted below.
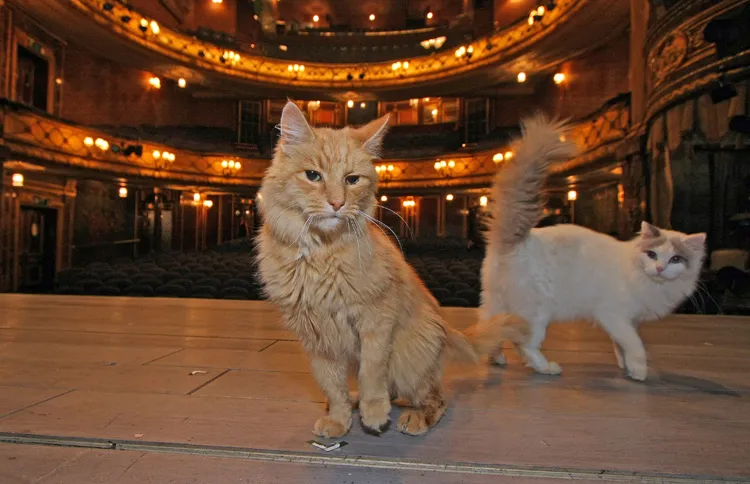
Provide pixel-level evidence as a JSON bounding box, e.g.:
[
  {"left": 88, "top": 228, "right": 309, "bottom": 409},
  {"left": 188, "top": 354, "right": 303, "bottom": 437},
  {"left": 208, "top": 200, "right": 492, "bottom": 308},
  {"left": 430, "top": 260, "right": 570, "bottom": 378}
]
[
  {"left": 374, "top": 204, "right": 414, "bottom": 240},
  {"left": 353, "top": 218, "right": 372, "bottom": 255},
  {"left": 696, "top": 281, "right": 720, "bottom": 314},
  {"left": 358, "top": 210, "right": 403, "bottom": 254},
  {"left": 347, "top": 218, "right": 364, "bottom": 273},
  {"left": 287, "top": 215, "right": 313, "bottom": 249}
]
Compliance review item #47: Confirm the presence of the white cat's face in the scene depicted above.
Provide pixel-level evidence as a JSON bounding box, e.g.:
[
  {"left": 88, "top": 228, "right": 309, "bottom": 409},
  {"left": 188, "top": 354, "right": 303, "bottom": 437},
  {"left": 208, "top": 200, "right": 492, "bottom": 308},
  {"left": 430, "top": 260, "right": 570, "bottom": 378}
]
[
  {"left": 640, "top": 241, "right": 688, "bottom": 280},
  {"left": 637, "top": 222, "right": 706, "bottom": 282}
]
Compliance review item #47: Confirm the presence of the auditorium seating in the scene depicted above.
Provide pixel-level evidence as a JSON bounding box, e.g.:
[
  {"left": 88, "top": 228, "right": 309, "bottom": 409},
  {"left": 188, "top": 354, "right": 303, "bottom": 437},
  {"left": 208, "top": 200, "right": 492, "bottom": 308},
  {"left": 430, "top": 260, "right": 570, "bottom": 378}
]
[{"left": 54, "top": 236, "right": 484, "bottom": 307}]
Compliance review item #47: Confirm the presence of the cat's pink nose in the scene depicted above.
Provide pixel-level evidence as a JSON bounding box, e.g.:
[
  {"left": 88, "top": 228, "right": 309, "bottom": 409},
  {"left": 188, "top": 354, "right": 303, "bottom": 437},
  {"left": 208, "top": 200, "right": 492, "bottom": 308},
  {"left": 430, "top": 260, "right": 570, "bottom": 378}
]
[
  {"left": 656, "top": 266, "right": 664, "bottom": 273},
  {"left": 329, "top": 200, "right": 344, "bottom": 211}
]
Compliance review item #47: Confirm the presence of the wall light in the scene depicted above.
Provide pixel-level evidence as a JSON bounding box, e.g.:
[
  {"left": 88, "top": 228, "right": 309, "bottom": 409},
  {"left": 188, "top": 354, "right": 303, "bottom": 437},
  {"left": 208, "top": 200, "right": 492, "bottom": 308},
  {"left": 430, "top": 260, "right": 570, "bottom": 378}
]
[
  {"left": 360, "top": 102, "right": 366, "bottom": 108},
  {"left": 369, "top": 13, "right": 375, "bottom": 21},
  {"left": 446, "top": 193, "right": 454, "bottom": 201},
  {"left": 178, "top": 78, "right": 187, "bottom": 88},
  {"left": 567, "top": 190, "right": 577, "bottom": 201},
  {"left": 553, "top": 72, "right": 566, "bottom": 84},
  {"left": 149, "top": 77, "right": 161, "bottom": 89},
  {"left": 517, "top": 72, "right": 527, "bottom": 83},
  {"left": 203, "top": 199, "right": 214, "bottom": 208},
  {"left": 426, "top": 11, "right": 433, "bottom": 19},
  {"left": 149, "top": 20, "right": 160, "bottom": 34},
  {"left": 380, "top": 195, "right": 388, "bottom": 202},
  {"left": 153, "top": 150, "right": 161, "bottom": 160},
  {"left": 84, "top": 137, "right": 94, "bottom": 147},
  {"left": 118, "top": 186, "right": 128, "bottom": 198},
  {"left": 479, "top": 196, "right": 488, "bottom": 207},
  {"left": 11, "top": 173, "right": 24, "bottom": 187},
  {"left": 313, "top": 14, "right": 319, "bottom": 22},
  {"left": 94, "top": 138, "right": 109, "bottom": 151},
  {"left": 212, "top": 0, "right": 223, "bottom": 3},
  {"left": 492, "top": 153, "right": 504, "bottom": 163},
  {"left": 193, "top": 192, "right": 201, "bottom": 202},
  {"left": 139, "top": 18, "right": 148, "bottom": 32},
  {"left": 347, "top": 100, "right": 354, "bottom": 108},
  {"left": 504, "top": 151, "right": 514, "bottom": 160}
]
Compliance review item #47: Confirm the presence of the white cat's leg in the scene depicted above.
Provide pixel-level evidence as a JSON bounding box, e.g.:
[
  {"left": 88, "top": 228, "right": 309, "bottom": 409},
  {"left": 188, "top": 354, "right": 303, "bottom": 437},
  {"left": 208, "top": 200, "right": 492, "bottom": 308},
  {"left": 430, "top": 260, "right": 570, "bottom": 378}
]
[
  {"left": 613, "top": 342, "right": 625, "bottom": 369},
  {"left": 519, "top": 321, "right": 561, "bottom": 375},
  {"left": 601, "top": 320, "right": 647, "bottom": 381}
]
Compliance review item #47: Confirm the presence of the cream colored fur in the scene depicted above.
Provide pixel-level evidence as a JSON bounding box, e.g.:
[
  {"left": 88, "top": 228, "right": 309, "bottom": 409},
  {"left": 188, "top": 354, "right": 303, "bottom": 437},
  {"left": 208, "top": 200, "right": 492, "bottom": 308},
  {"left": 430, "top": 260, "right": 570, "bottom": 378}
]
[
  {"left": 256, "top": 101, "right": 526, "bottom": 438},
  {"left": 481, "top": 115, "right": 707, "bottom": 381}
]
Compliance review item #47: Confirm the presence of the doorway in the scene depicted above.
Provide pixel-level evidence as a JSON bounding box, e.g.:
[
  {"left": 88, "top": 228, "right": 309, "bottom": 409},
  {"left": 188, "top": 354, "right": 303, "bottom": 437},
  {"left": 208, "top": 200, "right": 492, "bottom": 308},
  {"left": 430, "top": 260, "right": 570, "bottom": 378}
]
[
  {"left": 19, "top": 206, "right": 58, "bottom": 292},
  {"left": 15, "top": 46, "right": 50, "bottom": 111}
]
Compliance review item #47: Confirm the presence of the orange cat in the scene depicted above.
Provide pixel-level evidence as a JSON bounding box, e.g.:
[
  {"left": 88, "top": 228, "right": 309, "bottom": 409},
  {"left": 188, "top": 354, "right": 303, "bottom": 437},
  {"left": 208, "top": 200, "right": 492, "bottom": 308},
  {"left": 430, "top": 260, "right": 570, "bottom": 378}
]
[{"left": 256, "top": 101, "right": 525, "bottom": 437}]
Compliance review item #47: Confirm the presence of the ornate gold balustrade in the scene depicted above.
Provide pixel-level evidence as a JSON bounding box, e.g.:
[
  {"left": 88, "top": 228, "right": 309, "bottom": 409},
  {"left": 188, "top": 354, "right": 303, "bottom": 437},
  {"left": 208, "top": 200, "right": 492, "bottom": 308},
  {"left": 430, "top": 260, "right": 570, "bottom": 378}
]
[
  {"left": 1, "top": 98, "right": 631, "bottom": 192},
  {"left": 550, "top": 95, "right": 631, "bottom": 175},
  {"left": 69, "top": 0, "right": 584, "bottom": 89},
  {"left": 0, "top": 102, "right": 263, "bottom": 188}
]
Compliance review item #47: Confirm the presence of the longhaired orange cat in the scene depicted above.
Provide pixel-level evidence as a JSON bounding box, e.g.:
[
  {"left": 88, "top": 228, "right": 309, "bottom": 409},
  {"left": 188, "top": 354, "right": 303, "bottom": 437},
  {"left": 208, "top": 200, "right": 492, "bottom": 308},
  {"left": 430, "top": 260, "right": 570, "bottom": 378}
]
[{"left": 256, "top": 101, "right": 525, "bottom": 437}]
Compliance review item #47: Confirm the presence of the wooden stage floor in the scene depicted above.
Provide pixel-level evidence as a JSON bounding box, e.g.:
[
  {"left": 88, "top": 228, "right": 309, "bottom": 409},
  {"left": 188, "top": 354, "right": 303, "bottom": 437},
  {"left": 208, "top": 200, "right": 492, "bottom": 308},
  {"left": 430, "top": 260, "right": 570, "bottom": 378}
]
[{"left": 0, "top": 294, "right": 748, "bottom": 483}]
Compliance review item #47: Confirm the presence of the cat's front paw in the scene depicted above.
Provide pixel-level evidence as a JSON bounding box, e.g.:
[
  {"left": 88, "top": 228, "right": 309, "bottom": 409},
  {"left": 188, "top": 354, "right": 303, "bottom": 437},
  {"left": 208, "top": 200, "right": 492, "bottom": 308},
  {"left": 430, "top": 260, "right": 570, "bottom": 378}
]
[
  {"left": 627, "top": 363, "right": 648, "bottom": 381},
  {"left": 359, "top": 398, "right": 391, "bottom": 435},
  {"left": 313, "top": 415, "right": 351, "bottom": 438},
  {"left": 537, "top": 361, "right": 562, "bottom": 375}
]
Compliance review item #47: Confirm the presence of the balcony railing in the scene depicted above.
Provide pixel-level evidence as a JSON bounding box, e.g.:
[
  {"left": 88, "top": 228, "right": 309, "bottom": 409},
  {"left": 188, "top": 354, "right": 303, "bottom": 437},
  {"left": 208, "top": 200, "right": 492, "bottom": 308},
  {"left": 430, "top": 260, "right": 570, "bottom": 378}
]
[{"left": 1, "top": 97, "right": 631, "bottom": 190}]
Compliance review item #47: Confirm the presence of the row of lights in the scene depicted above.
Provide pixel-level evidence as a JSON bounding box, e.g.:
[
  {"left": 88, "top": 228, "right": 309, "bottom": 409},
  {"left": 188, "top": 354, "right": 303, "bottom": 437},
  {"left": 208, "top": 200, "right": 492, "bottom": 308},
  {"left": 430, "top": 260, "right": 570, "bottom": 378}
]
[
  {"left": 527, "top": 2, "right": 557, "bottom": 25},
  {"left": 138, "top": 18, "right": 160, "bottom": 34},
  {"left": 221, "top": 50, "right": 241, "bottom": 65},
  {"left": 347, "top": 100, "right": 368, "bottom": 109},
  {"left": 84, "top": 137, "right": 110, "bottom": 151},
  {"left": 515, "top": 71, "right": 565, "bottom": 84},
  {"left": 191, "top": 192, "right": 214, "bottom": 208},
  {"left": 492, "top": 151, "right": 514, "bottom": 163},
  {"left": 420, "top": 36, "right": 446, "bottom": 50},
  {"left": 454, "top": 45, "right": 474, "bottom": 60},
  {"left": 287, "top": 64, "right": 306, "bottom": 72},
  {"left": 149, "top": 76, "right": 187, "bottom": 89},
  {"left": 153, "top": 150, "right": 176, "bottom": 162},
  {"left": 391, "top": 61, "right": 410, "bottom": 71}
]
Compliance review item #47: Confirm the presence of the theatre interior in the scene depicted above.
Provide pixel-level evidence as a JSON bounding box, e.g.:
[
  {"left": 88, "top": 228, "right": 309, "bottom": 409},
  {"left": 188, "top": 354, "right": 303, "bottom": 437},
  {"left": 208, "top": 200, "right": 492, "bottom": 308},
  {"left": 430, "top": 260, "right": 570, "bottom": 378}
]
[{"left": 0, "top": 0, "right": 749, "bottom": 481}]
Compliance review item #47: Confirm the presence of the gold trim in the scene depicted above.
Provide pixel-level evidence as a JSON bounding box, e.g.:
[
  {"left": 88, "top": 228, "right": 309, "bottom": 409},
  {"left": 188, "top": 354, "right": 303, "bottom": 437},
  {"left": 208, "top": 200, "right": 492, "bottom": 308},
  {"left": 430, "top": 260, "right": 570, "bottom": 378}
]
[{"left": 70, "top": 0, "right": 585, "bottom": 89}]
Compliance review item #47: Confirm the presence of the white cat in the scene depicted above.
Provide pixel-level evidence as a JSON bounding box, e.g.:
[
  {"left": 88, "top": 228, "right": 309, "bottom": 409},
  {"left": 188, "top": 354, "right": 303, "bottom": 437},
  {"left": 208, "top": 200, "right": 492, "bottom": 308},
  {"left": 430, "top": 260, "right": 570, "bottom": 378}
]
[{"left": 480, "top": 116, "right": 706, "bottom": 381}]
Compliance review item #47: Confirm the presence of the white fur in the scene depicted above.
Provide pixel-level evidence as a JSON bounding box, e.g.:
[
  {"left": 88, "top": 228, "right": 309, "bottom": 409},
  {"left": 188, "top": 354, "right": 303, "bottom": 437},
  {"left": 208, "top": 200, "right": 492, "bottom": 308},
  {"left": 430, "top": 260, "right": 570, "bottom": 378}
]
[{"left": 481, "top": 116, "right": 706, "bottom": 381}]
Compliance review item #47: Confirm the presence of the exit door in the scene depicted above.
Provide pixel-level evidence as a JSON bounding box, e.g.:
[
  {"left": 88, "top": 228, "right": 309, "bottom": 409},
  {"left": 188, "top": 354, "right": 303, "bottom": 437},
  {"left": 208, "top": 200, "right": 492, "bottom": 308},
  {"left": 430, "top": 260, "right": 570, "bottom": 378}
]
[{"left": 19, "top": 207, "right": 58, "bottom": 292}]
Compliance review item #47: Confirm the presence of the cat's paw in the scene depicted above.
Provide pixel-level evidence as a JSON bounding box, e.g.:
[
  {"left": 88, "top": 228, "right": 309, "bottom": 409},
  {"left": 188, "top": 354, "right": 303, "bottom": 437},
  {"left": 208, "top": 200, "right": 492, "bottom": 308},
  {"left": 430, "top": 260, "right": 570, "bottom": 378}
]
[
  {"left": 627, "top": 363, "right": 648, "bottom": 381},
  {"left": 397, "top": 409, "right": 429, "bottom": 436},
  {"left": 359, "top": 399, "right": 391, "bottom": 435},
  {"left": 537, "top": 361, "right": 562, "bottom": 375},
  {"left": 313, "top": 415, "right": 351, "bottom": 438}
]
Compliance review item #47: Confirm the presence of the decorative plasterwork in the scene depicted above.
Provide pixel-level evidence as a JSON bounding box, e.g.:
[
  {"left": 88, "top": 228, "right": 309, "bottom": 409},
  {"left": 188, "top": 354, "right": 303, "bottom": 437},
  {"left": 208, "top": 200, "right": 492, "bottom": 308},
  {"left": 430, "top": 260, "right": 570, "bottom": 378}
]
[{"left": 645, "top": 0, "right": 750, "bottom": 121}]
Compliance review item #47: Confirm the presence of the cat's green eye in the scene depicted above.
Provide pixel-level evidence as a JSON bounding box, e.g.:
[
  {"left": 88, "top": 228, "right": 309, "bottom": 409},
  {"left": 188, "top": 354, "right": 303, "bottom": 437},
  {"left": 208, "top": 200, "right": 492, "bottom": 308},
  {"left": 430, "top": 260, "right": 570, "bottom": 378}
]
[
  {"left": 669, "top": 255, "right": 684, "bottom": 264},
  {"left": 345, "top": 175, "right": 360, "bottom": 185},
  {"left": 645, "top": 250, "right": 657, "bottom": 260},
  {"left": 305, "top": 170, "right": 322, "bottom": 182}
]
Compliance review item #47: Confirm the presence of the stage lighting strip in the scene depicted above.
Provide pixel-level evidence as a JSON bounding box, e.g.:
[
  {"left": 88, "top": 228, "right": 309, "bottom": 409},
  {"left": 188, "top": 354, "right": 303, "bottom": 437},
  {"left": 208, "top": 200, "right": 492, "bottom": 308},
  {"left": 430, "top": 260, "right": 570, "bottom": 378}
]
[
  {"left": 70, "top": 0, "right": 585, "bottom": 88},
  {"left": 0, "top": 432, "right": 740, "bottom": 483}
]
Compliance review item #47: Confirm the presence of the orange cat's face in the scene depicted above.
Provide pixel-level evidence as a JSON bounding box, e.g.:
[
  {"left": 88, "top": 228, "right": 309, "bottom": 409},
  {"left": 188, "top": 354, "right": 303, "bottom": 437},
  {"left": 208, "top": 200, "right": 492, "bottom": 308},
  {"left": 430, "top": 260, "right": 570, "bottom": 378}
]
[{"left": 259, "top": 102, "right": 389, "bottom": 238}]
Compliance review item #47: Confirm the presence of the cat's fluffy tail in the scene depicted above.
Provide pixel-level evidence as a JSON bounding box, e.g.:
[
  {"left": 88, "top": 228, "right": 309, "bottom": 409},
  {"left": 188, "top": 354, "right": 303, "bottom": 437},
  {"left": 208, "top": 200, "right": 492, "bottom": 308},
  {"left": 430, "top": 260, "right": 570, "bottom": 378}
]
[
  {"left": 446, "top": 313, "right": 528, "bottom": 363},
  {"left": 486, "top": 114, "right": 577, "bottom": 251}
]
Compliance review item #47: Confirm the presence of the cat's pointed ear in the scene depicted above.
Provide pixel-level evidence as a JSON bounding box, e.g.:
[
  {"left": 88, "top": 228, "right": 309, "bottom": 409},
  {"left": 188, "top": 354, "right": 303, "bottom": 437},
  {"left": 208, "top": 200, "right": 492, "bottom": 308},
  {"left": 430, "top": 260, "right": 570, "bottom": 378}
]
[
  {"left": 279, "top": 101, "right": 313, "bottom": 149},
  {"left": 640, "top": 221, "right": 661, "bottom": 238},
  {"left": 682, "top": 233, "right": 706, "bottom": 251},
  {"left": 352, "top": 114, "right": 390, "bottom": 158}
]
